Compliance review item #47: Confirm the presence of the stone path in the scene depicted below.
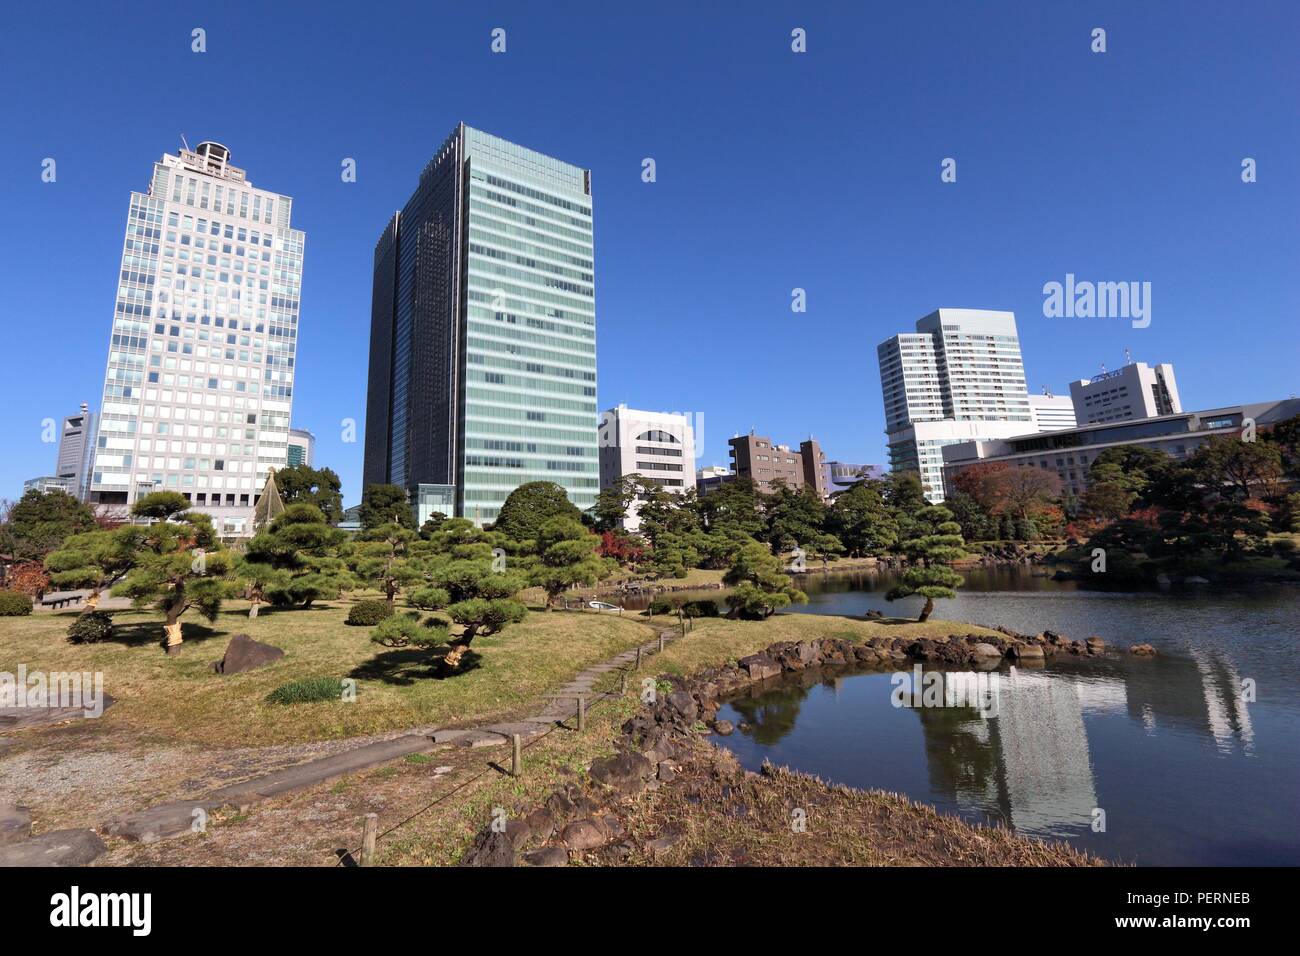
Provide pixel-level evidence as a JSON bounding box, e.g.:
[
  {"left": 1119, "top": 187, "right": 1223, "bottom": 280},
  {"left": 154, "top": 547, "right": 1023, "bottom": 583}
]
[{"left": 0, "top": 623, "right": 685, "bottom": 865}]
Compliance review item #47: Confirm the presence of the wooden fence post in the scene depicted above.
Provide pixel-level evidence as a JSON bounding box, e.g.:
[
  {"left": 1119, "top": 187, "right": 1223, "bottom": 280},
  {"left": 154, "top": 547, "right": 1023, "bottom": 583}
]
[
  {"left": 511, "top": 733, "right": 522, "bottom": 776},
  {"left": 577, "top": 695, "right": 586, "bottom": 732},
  {"left": 361, "top": 813, "right": 378, "bottom": 867}
]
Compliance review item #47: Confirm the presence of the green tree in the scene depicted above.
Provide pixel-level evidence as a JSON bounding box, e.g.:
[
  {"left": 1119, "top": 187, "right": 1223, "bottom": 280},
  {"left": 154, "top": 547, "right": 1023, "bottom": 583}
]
[
  {"left": 827, "top": 480, "right": 899, "bottom": 556},
  {"left": 885, "top": 504, "right": 966, "bottom": 622},
  {"left": 275, "top": 464, "right": 345, "bottom": 524},
  {"left": 493, "top": 481, "right": 581, "bottom": 544},
  {"left": 358, "top": 484, "right": 414, "bottom": 531},
  {"left": 44, "top": 526, "right": 142, "bottom": 611},
  {"left": 763, "top": 482, "right": 826, "bottom": 553},
  {"left": 528, "top": 517, "right": 608, "bottom": 608},
  {"left": 723, "top": 539, "right": 807, "bottom": 619},
  {"left": 116, "top": 492, "right": 233, "bottom": 653},
  {"left": 692, "top": 477, "right": 765, "bottom": 538},
  {"left": 0, "top": 489, "right": 97, "bottom": 562},
  {"left": 238, "top": 503, "right": 353, "bottom": 617},
  {"left": 1191, "top": 436, "right": 1285, "bottom": 502},
  {"left": 349, "top": 523, "right": 419, "bottom": 609}
]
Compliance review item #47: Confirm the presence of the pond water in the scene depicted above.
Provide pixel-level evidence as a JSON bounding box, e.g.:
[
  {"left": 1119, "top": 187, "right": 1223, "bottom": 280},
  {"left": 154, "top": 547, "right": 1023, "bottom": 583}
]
[{"left": 707, "top": 568, "right": 1300, "bottom": 866}]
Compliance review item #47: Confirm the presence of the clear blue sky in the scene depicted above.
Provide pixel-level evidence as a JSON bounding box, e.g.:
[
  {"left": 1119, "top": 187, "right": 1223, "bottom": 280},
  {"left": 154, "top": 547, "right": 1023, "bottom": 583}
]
[{"left": 2, "top": 0, "right": 1296, "bottom": 506}]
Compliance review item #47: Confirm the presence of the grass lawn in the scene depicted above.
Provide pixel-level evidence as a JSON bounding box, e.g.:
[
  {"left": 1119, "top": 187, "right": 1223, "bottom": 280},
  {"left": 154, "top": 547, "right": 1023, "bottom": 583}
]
[
  {"left": 648, "top": 613, "right": 1004, "bottom": 679},
  {"left": 0, "top": 600, "right": 653, "bottom": 748}
]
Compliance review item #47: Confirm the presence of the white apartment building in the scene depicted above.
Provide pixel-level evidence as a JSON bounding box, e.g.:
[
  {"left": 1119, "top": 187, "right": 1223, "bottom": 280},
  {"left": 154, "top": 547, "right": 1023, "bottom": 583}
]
[
  {"left": 877, "top": 309, "right": 1033, "bottom": 502},
  {"left": 1028, "top": 392, "right": 1078, "bottom": 432},
  {"left": 598, "top": 405, "right": 696, "bottom": 531},
  {"left": 88, "top": 142, "right": 304, "bottom": 536},
  {"left": 1069, "top": 362, "right": 1181, "bottom": 425}
]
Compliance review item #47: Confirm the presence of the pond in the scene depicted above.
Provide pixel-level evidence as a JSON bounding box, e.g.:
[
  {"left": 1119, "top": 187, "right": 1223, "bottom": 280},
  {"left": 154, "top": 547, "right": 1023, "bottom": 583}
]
[{"left": 708, "top": 567, "right": 1300, "bottom": 866}]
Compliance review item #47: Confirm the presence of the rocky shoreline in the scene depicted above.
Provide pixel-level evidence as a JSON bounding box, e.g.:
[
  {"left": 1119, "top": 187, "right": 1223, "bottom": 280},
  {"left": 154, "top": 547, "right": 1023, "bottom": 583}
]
[{"left": 460, "top": 626, "right": 1126, "bottom": 867}]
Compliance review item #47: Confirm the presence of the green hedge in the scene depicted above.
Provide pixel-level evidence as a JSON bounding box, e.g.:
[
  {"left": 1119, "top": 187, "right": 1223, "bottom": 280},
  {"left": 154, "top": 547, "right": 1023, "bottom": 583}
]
[
  {"left": 0, "top": 591, "right": 33, "bottom": 616},
  {"left": 345, "top": 600, "right": 392, "bottom": 626},
  {"left": 681, "top": 599, "right": 720, "bottom": 618}
]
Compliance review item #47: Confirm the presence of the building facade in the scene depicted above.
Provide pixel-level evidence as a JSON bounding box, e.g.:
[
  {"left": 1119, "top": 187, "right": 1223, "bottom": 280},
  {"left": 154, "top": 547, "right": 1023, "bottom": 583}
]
[
  {"left": 23, "top": 476, "right": 78, "bottom": 496},
  {"left": 87, "top": 142, "right": 303, "bottom": 536},
  {"left": 824, "top": 461, "right": 885, "bottom": 493},
  {"left": 363, "top": 124, "right": 597, "bottom": 526},
  {"left": 726, "top": 433, "right": 829, "bottom": 495},
  {"left": 55, "top": 403, "right": 98, "bottom": 501},
  {"left": 286, "top": 427, "right": 315, "bottom": 468},
  {"left": 877, "top": 309, "right": 1033, "bottom": 502},
  {"left": 1028, "top": 392, "right": 1077, "bottom": 432},
  {"left": 941, "top": 399, "right": 1300, "bottom": 501},
  {"left": 1069, "top": 362, "right": 1181, "bottom": 425},
  {"left": 597, "top": 406, "right": 696, "bottom": 530}
]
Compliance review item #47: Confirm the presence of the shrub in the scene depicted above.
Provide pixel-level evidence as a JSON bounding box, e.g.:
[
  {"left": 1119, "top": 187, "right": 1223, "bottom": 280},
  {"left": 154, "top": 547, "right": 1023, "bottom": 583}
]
[
  {"left": 67, "top": 610, "right": 114, "bottom": 644},
  {"left": 681, "top": 599, "right": 719, "bottom": 618},
  {"left": 646, "top": 597, "right": 675, "bottom": 616},
  {"left": 370, "top": 613, "right": 449, "bottom": 649},
  {"left": 0, "top": 591, "right": 33, "bottom": 616},
  {"left": 265, "top": 677, "right": 343, "bottom": 705},
  {"left": 346, "top": 600, "right": 392, "bottom": 626},
  {"left": 407, "top": 586, "right": 450, "bottom": 611}
]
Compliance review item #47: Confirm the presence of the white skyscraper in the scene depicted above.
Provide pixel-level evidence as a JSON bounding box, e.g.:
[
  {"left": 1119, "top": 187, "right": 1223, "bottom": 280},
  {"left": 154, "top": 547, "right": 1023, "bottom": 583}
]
[
  {"left": 877, "top": 309, "right": 1034, "bottom": 502},
  {"left": 88, "top": 142, "right": 304, "bottom": 535}
]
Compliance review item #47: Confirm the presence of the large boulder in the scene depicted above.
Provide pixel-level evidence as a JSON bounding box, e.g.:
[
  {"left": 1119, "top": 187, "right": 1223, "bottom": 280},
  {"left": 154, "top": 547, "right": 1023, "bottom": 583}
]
[
  {"left": 212, "top": 634, "right": 285, "bottom": 674},
  {"left": 561, "top": 818, "right": 607, "bottom": 851},
  {"left": 737, "top": 654, "right": 781, "bottom": 682}
]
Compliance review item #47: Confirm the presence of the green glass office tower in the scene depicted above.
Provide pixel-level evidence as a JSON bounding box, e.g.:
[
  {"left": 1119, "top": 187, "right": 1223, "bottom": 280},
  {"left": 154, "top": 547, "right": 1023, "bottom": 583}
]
[{"left": 364, "top": 124, "right": 598, "bottom": 525}]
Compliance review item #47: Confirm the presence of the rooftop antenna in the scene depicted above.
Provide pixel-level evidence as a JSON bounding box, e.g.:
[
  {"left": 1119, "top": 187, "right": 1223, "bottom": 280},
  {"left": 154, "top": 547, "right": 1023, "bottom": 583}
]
[
  {"left": 1124, "top": 347, "right": 1132, "bottom": 365},
  {"left": 180, "top": 133, "right": 190, "bottom": 152}
]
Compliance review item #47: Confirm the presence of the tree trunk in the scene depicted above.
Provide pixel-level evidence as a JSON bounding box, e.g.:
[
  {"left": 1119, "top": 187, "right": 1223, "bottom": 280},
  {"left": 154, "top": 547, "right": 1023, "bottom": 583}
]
[
  {"left": 248, "top": 600, "right": 260, "bottom": 619},
  {"left": 163, "top": 617, "right": 184, "bottom": 653},
  {"left": 84, "top": 590, "right": 101, "bottom": 611},
  {"left": 917, "top": 597, "right": 934, "bottom": 623}
]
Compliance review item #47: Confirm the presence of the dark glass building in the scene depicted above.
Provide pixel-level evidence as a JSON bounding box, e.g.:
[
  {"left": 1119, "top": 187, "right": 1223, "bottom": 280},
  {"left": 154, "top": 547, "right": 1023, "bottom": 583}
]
[{"left": 363, "top": 124, "right": 598, "bottom": 525}]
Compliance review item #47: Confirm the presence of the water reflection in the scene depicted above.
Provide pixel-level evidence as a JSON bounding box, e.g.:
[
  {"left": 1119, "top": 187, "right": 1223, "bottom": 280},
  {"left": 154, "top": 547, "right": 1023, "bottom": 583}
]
[{"left": 715, "top": 641, "right": 1273, "bottom": 864}]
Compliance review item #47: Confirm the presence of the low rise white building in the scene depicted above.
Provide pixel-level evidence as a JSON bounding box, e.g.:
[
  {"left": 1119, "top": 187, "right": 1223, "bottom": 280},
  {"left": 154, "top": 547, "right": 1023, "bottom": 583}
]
[
  {"left": 1069, "top": 362, "right": 1181, "bottom": 425},
  {"left": 598, "top": 405, "right": 696, "bottom": 530}
]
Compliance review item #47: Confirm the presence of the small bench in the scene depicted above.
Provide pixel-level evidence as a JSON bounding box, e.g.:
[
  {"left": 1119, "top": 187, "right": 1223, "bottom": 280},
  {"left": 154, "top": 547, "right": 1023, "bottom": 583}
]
[{"left": 39, "top": 592, "right": 85, "bottom": 610}]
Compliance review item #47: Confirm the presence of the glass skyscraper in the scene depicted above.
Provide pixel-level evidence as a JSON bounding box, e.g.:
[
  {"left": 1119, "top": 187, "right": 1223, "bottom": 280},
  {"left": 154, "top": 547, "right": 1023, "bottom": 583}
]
[
  {"left": 88, "top": 142, "right": 304, "bottom": 535},
  {"left": 364, "top": 124, "right": 598, "bottom": 525}
]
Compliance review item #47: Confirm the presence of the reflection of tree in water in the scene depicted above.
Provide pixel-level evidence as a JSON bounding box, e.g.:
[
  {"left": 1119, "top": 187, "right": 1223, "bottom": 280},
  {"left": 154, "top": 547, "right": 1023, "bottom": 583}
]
[
  {"left": 914, "top": 686, "right": 1013, "bottom": 826},
  {"left": 728, "top": 683, "right": 812, "bottom": 746}
]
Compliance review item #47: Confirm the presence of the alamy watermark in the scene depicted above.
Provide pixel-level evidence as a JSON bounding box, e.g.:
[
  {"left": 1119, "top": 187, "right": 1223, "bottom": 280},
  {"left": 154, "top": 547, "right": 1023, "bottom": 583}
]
[
  {"left": 0, "top": 666, "right": 106, "bottom": 718},
  {"left": 1043, "top": 273, "right": 1151, "bottom": 328},
  {"left": 891, "top": 665, "right": 1000, "bottom": 718}
]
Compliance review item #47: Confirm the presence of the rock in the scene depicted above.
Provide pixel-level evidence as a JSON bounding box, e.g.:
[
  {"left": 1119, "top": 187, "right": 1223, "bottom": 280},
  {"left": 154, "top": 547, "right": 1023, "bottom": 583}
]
[
  {"left": 971, "top": 643, "right": 1002, "bottom": 659},
  {"left": 1184, "top": 575, "right": 1210, "bottom": 585},
  {"left": 525, "top": 807, "right": 555, "bottom": 842},
  {"left": 212, "top": 634, "right": 284, "bottom": 674},
  {"left": 712, "top": 719, "right": 734, "bottom": 736},
  {"left": 646, "top": 830, "right": 683, "bottom": 856},
  {"left": 460, "top": 827, "right": 517, "bottom": 867},
  {"left": 561, "top": 818, "right": 607, "bottom": 851},
  {"left": 522, "top": 846, "right": 569, "bottom": 867},
  {"left": 0, "top": 805, "right": 32, "bottom": 845},
  {"left": 1129, "top": 643, "right": 1157, "bottom": 656},
  {"left": 666, "top": 690, "right": 698, "bottom": 723},
  {"left": 1085, "top": 636, "right": 1106, "bottom": 655},
  {"left": 657, "top": 760, "right": 677, "bottom": 783},
  {"left": 588, "top": 752, "right": 653, "bottom": 794},
  {"left": 101, "top": 799, "right": 223, "bottom": 843},
  {"left": 1007, "top": 643, "right": 1044, "bottom": 660},
  {"left": 0, "top": 829, "right": 106, "bottom": 867},
  {"left": 737, "top": 654, "right": 781, "bottom": 682}
]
